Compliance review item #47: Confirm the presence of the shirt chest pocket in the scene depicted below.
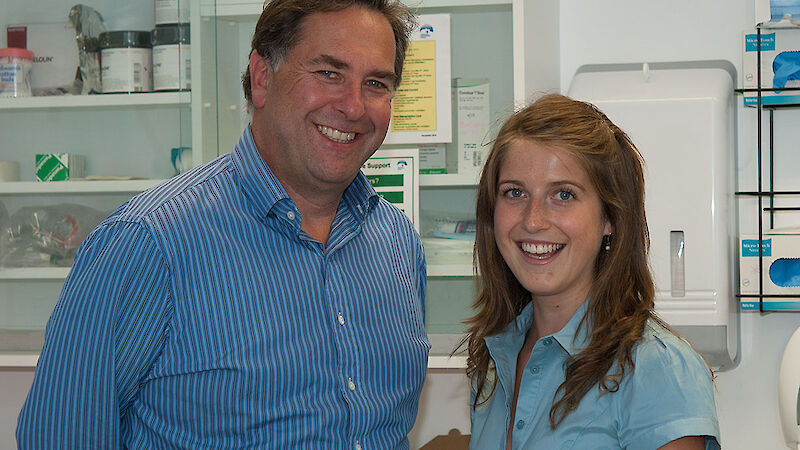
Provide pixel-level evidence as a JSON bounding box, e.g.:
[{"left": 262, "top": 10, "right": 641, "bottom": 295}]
[{"left": 537, "top": 389, "right": 620, "bottom": 450}]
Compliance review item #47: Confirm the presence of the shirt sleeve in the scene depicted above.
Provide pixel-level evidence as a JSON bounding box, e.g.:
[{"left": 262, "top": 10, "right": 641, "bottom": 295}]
[
  {"left": 415, "top": 233, "right": 427, "bottom": 320},
  {"left": 616, "top": 330, "right": 721, "bottom": 450},
  {"left": 16, "top": 218, "right": 172, "bottom": 450}
]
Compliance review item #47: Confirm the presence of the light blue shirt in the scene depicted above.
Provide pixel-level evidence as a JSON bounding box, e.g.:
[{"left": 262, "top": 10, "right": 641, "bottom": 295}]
[
  {"left": 17, "top": 125, "right": 430, "bottom": 449},
  {"left": 470, "top": 301, "right": 720, "bottom": 450}
]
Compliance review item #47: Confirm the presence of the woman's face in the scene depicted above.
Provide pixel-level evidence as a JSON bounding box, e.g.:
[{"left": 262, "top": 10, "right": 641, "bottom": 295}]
[{"left": 493, "top": 139, "right": 612, "bottom": 305}]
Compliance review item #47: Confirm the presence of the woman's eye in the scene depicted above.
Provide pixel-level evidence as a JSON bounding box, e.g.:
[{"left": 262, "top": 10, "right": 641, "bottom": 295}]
[
  {"left": 505, "top": 188, "right": 523, "bottom": 198},
  {"left": 557, "top": 190, "right": 574, "bottom": 201}
]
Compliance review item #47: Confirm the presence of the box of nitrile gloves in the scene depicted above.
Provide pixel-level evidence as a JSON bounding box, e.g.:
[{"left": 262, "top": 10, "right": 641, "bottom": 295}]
[
  {"left": 740, "top": 232, "right": 800, "bottom": 310},
  {"left": 742, "top": 30, "right": 800, "bottom": 106},
  {"left": 35, "top": 153, "right": 85, "bottom": 181}
]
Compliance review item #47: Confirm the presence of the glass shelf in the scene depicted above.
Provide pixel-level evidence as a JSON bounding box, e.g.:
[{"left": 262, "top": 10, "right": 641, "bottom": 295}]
[
  {"left": 428, "top": 265, "right": 473, "bottom": 277},
  {"left": 0, "top": 268, "right": 70, "bottom": 280},
  {"left": 0, "top": 180, "right": 167, "bottom": 194},
  {"left": 200, "top": 0, "right": 512, "bottom": 19},
  {"left": 0, "top": 92, "right": 190, "bottom": 111}
]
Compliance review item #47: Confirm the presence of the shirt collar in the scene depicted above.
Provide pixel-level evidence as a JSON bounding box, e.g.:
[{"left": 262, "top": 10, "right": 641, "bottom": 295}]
[
  {"left": 232, "top": 124, "right": 379, "bottom": 222},
  {"left": 485, "top": 298, "right": 593, "bottom": 356},
  {"left": 551, "top": 300, "right": 592, "bottom": 356}
]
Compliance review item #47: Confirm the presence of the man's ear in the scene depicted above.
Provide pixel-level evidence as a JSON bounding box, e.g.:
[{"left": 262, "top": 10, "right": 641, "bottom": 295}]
[{"left": 249, "top": 52, "right": 271, "bottom": 109}]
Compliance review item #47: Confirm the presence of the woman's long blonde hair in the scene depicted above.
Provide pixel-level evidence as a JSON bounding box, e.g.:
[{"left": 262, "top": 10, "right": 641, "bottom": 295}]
[{"left": 464, "top": 93, "right": 656, "bottom": 428}]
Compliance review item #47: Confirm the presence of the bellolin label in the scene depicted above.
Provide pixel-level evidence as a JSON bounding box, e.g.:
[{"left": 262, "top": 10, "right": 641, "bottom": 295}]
[{"left": 742, "top": 238, "right": 772, "bottom": 257}]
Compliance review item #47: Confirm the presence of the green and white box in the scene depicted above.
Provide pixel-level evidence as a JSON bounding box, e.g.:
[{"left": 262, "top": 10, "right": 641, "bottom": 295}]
[
  {"left": 35, "top": 153, "right": 85, "bottom": 181},
  {"left": 452, "top": 78, "right": 490, "bottom": 176}
]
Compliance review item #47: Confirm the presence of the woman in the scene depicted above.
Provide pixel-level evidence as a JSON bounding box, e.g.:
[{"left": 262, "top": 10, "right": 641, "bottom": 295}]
[{"left": 465, "top": 94, "right": 720, "bottom": 449}]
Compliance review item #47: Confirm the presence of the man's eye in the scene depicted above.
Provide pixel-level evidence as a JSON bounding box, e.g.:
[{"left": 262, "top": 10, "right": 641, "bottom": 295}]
[
  {"left": 318, "top": 70, "right": 336, "bottom": 78},
  {"left": 366, "top": 79, "right": 389, "bottom": 90}
]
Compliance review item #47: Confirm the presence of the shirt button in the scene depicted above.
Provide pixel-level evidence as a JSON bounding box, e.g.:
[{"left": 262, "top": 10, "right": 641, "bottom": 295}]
[
  {"left": 337, "top": 312, "right": 345, "bottom": 325},
  {"left": 355, "top": 442, "right": 362, "bottom": 450},
  {"left": 286, "top": 211, "right": 296, "bottom": 220},
  {"left": 543, "top": 338, "right": 552, "bottom": 345},
  {"left": 348, "top": 378, "right": 356, "bottom": 391},
  {"left": 516, "top": 419, "right": 525, "bottom": 429},
  {"left": 530, "top": 366, "right": 540, "bottom": 374}
]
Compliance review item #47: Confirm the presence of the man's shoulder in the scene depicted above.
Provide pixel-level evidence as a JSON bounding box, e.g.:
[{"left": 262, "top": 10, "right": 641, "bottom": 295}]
[
  {"left": 114, "top": 153, "right": 235, "bottom": 225},
  {"left": 368, "top": 196, "right": 420, "bottom": 238}
]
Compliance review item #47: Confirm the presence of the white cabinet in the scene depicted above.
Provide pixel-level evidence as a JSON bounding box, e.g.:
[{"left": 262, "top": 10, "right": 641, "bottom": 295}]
[
  {"left": 0, "top": 0, "right": 192, "bottom": 365},
  {"left": 0, "top": 0, "right": 559, "bottom": 367}
]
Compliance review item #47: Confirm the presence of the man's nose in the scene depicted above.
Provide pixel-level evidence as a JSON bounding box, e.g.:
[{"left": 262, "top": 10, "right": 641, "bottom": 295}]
[{"left": 333, "top": 81, "right": 366, "bottom": 119}]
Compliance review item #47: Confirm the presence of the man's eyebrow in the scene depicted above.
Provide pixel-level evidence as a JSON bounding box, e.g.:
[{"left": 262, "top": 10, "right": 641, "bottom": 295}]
[
  {"left": 311, "top": 54, "right": 397, "bottom": 85},
  {"left": 311, "top": 54, "right": 349, "bottom": 70},
  {"left": 372, "top": 70, "right": 398, "bottom": 86}
]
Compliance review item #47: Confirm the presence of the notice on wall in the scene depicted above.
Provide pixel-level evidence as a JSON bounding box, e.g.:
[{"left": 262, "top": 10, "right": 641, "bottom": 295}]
[
  {"left": 390, "top": 40, "right": 437, "bottom": 132},
  {"left": 361, "top": 148, "right": 419, "bottom": 231},
  {"left": 384, "top": 14, "right": 451, "bottom": 145}
]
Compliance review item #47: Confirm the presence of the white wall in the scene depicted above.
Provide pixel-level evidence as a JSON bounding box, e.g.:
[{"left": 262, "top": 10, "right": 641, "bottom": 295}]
[{"left": 0, "top": 369, "right": 32, "bottom": 450}]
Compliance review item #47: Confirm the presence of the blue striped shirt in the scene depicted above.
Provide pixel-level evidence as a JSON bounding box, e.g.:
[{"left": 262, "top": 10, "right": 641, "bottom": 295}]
[{"left": 17, "top": 125, "right": 430, "bottom": 449}]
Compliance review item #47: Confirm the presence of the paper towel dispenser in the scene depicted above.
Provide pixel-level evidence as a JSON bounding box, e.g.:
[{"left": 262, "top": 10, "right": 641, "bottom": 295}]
[
  {"left": 779, "top": 325, "right": 800, "bottom": 449},
  {"left": 568, "top": 61, "right": 739, "bottom": 370}
]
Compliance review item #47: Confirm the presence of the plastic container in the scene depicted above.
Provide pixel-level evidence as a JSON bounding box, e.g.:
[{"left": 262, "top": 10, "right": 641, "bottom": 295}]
[
  {"left": 155, "top": 0, "right": 190, "bottom": 25},
  {"left": 152, "top": 24, "right": 191, "bottom": 91},
  {"left": 0, "top": 48, "right": 34, "bottom": 97},
  {"left": 98, "top": 30, "right": 152, "bottom": 93}
]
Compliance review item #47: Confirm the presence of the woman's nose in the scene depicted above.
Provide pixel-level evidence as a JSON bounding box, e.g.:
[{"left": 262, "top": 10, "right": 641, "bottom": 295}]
[{"left": 521, "top": 199, "right": 550, "bottom": 232}]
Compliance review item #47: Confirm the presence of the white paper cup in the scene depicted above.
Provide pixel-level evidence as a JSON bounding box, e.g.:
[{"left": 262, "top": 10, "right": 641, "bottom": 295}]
[{"left": 0, "top": 161, "right": 20, "bottom": 182}]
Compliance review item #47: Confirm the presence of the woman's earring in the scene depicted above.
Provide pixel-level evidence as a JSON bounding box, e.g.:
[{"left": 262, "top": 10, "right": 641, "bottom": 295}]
[{"left": 602, "top": 234, "right": 612, "bottom": 252}]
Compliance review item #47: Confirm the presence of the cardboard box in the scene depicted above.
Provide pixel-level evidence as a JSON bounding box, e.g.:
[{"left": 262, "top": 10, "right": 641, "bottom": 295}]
[
  {"left": 740, "top": 233, "right": 800, "bottom": 310},
  {"left": 755, "top": 0, "right": 800, "bottom": 26},
  {"left": 451, "top": 78, "right": 490, "bottom": 176},
  {"left": 35, "top": 153, "right": 85, "bottom": 181},
  {"left": 7, "top": 23, "right": 79, "bottom": 95},
  {"left": 742, "top": 30, "right": 800, "bottom": 106},
  {"left": 419, "top": 145, "right": 449, "bottom": 174}
]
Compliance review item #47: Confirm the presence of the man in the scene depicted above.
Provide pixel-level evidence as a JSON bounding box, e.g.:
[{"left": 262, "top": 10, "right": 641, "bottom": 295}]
[{"left": 17, "top": 1, "right": 429, "bottom": 448}]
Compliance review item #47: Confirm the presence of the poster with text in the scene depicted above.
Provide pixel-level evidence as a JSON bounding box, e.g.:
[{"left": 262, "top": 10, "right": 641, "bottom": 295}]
[
  {"left": 361, "top": 148, "right": 419, "bottom": 231},
  {"left": 384, "top": 14, "right": 452, "bottom": 145}
]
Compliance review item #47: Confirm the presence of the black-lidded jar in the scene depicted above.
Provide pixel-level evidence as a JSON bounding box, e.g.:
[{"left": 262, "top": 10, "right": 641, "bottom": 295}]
[
  {"left": 151, "top": 24, "right": 191, "bottom": 91},
  {"left": 98, "top": 30, "right": 152, "bottom": 93}
]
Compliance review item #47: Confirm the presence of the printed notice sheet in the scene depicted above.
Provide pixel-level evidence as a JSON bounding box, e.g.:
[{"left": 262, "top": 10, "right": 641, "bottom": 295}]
[
  {"left": 384, "top": 14, "right": 451, "bottom": 145},
  {"left": 361, "top": 148, "right": 419, "bottom": 231}
]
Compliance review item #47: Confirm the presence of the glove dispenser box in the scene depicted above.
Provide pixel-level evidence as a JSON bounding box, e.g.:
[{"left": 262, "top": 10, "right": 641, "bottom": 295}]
[{"left": 568, "top": 61, "right": 738, "bottom": 369}]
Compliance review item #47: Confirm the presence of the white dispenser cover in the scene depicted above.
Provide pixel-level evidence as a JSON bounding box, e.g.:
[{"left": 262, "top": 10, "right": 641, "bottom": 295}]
[{"left": 568, "top": 62, "right": 738, "bottom": 369}]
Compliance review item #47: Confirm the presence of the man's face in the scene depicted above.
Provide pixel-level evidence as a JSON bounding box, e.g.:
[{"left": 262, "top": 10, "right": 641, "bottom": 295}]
[{"left": 249, "top": 6, "right": 397, "bottom": 198}]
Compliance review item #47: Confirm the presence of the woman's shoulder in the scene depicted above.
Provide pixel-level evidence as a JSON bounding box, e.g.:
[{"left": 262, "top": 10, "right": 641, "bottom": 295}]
[
  {"left": 630, "top": 318, "right": 712, "bottom": 383},
  {"left": 613, "top": 318, "right": 720, "bottom": 449}
]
